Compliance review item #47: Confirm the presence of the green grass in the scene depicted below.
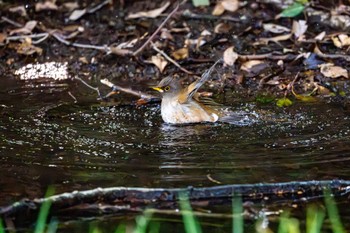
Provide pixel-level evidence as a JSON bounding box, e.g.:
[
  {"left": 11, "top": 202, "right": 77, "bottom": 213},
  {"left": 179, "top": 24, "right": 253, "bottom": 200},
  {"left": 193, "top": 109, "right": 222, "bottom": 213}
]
[{"left": 0, "top": 189, "right": 347, "bottom": 233}]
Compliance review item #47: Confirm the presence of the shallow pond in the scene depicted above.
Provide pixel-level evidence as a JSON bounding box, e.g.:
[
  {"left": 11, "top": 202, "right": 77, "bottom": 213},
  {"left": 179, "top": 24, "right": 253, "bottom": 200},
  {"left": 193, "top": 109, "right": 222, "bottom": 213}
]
[{"left": 1, "top": 75, "right": 350, "bottom": 231}]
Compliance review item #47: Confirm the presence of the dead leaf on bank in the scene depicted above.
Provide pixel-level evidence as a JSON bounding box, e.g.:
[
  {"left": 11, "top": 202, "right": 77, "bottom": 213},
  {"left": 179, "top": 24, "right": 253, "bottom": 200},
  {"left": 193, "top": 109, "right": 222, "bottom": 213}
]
[
  {"left": 258, "top": 33, "right": 292, "bottom": 45},
  {"left": 319, "top": 63, "right": 348, "bottom": 79},
  {"left": 108, "top": 45, "right": 132, "bottom": 56},
  {"left": 9, "top": 5, "right": 27, "bottom": 17},
  {"left": 212, "top": 0, "right": 239, "bottom": 16},
  {"left": 12, "top": 37, "right": 43, "bottom": 55},
  {"left": 151, "top": 54, "right": 168, "bottom": 73},
  {"left": 9, "top": 21, "right": 37, "bottom": 35},
  {"left": 69, "top": 9, "right": 87, "bottom": 21},
  {"left": 332, "top": 34, "right": 350, "bottom": 48},
  {"left": 263, "top": 23, "right": 290, "bottom": 34},
  {"left": 292, "top": 20, "right": 308, "bottom": 39},
  {"left": 172, "top": 48, "right": 188, "bottom": 60},
  {"left": 240, "top": 60, "right": 264, "bottom": 72},
  {"left": 35, "top": 0, "right": 58, "bottom": 12},
  {"left": 62, "top": 2, "right": 79, "bottom": 11},
  {"left": 127, "top": 1, "right": 170, "bottom": 19},
  {"left": 314, "top": 31, "right": 326, "bottom": 41},
  {"left": 223, "top": 46, "right": 238, "bottom": 66}
]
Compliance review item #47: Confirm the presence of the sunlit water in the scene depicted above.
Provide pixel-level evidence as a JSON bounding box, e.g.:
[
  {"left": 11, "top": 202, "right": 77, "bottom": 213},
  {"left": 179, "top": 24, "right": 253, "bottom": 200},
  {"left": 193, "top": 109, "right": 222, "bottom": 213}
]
[{"left": 1, "top": 76, "right": 350, "bottom": 231}]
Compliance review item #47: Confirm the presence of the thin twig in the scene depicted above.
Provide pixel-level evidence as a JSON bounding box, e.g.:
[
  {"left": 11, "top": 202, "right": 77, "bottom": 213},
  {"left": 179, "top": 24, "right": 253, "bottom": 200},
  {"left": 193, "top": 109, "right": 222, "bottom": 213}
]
[
  {"left": 238, "top": 53, "right": 298, "bottom": 61},
  {"left": 51, "top": 32, "right": 109, "bottom": 51},
  {"left": 1, "top": 16, "right": 23, "bottom": 27},
  {"left": 5, "top": 33, "right": 49, "bottom": 42},
  {"left": 132, "top": 1, "right": 183, "bottom": 56},
  {"left": 100, "top": 79, "right": 157, "bottom": 100},
  {"left": 88, "top": 0, "right": 111, "bottom": 13},
  {"left": 151, "top": 42, "right": 194, "bottom": 74},
  {"left": 182, "top": 9, "right": 240, "bottom": 22},
  {"left": 75, "top": 76, "right": 103, "bottom": 99}
]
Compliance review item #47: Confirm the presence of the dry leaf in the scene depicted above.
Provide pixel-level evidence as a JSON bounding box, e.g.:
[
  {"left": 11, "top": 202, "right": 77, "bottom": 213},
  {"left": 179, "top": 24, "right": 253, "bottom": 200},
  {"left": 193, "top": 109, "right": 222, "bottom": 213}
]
[
  {"left": 212, "top": 3, "right": 225, "bottom": 16},
  {"left": 240, "top": 60, "right": 264, "bottom": 72},
  {"left": 63, "top": 2, "right": 79, "bottom": 11},
  {"left": 214, "top": 23, "right": 231, "bottom": 34},
  {"left": 9, "top": 5, "right": 27, "bottom": 17},
  {"left": 108, "top": 45, "right": 132, "bottom": 56},
  {"left": 259, "top": 33, "right": 292, "bottom": 44},
  {"left": 9, "top": 21, "right": 37, "bottom": 35},
  {"left": 212, "top": 0, "right": 239, "bottom": 16},
  {"left": 172, "top": 48, "right": 188, "bottom": 60},
  {"left": 201, "top": 30, "right": 211, "bottom": 36},
  {"left": 332, "top": 34, "right": 350, "bottom": 48},
  {"left": 151, "top": 54, "right": 168, "bottom": 73},
  {"left": 223, "top": 46, "right": 238, "bottom": 66},
  {"left": 319, "top": 63, "right": 348, "bottom": 79},
  {"left": 35, "top": 1, "right": 58, "bottom": 11},
  {"left": 127, "top": 1, "right": 170, "bottom": 19},
  {"left": 15, "top": 37, "right": 43, "bottom": 55},
  {"left": 221, "top": 0, "right": 240, "bottom": 12},
  {"left": 314, "top": 31, "right": 326, "bottom": 41},
  {"left": 160, "top": 29, "right": 174, "bottom": 40},
  {"left": 292, "top": 20, "right": 308, "bottom": 39},
  {"left": 263, "top": 23, "right": 290, "bottom": 34},
  {"left": 69, "top": 9, "right": 87, "bottom": 21}
]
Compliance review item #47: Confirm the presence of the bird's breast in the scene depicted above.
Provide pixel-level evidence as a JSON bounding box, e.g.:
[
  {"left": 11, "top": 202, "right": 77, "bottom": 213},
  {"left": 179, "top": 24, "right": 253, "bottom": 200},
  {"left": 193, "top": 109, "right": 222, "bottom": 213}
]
[{"left": 160, "top": 98, "right": 218, "bottom": 124}]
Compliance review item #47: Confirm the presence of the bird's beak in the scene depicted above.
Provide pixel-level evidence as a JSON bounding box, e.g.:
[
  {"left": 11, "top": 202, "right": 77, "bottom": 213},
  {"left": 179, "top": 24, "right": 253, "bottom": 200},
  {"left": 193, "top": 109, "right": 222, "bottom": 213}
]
[{"left": 152, "top": 87, "right": 164, "bottom": 93}]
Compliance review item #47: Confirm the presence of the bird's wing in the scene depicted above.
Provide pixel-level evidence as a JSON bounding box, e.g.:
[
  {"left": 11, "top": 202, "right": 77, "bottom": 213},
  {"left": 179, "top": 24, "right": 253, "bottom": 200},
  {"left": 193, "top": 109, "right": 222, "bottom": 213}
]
[{"left": 179, "top": 59, "right": 222, "bottom": 104}]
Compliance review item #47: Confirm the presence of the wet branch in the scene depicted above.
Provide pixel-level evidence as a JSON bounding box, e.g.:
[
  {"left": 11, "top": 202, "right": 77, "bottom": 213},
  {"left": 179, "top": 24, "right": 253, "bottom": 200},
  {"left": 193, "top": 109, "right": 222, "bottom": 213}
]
[
  {"left": 100, "top": 79, "right": 158, "bottom": 100},
  {"left": 0, "top": 180, "right": 349, "bottom": 220}
]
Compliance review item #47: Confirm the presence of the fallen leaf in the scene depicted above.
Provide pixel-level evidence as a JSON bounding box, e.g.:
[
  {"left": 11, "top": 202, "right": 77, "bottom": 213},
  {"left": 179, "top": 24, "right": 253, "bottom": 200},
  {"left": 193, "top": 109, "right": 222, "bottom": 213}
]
[
  {"left": 314, "top": 31, "right": 326, "bottom": 41},
  {"left": 172, "top": 48, "right": 188, "bottom": 60},
  {"left": 35, "top": 1, "right": 58, "bottom": 11},
  {"left": 223, "top": 46, "right": 238, "bottom": 66},
  {"left": 240, "top": 60, "right": 264, "bottom": 72},
  {"left": 214, "top": 23, "right": 232, "bottom": 34},
  {"left": 319, "top": 63, "right": 348, "bottom": 79},
  {"left": 212, "top": 2, "right": 225, "bottom": 16},
  {"left": 15, "top": 37, "right": 43, "bottom": 55},
  {"left": 332, "top": 34, "right": 350, "bottom": 48},
  {"left": 292, "top": 20, "right": 308, "bottom": 39},
  {"left": 108, "top": 45, "right": 132, "bottom": 56},
  {"left": 263, "top": 23, "right": 290, "bottom": 34},
  {"left": 221, "top": 0, "right": 239, "bottom": 12},
  {"left": 277, "top": 2, "right": 304, "bottom": 18},
  {"left": 151, "top": 54, "right": 168, "bottom": 73},
  {"left": 62, "top": 2, "right": 79, "bottom": 11},
  {"left": 9, "top": 21, "right": 37, "bottom": 35},
  {"left": 192, "top": 0, "right": 209, "bottom": 7},
  {"left": 259, "top": 33, "right": 292, "bottom": 44},
  {"left": 212, "top": 0, "right": 239, "bottom": 16},
  {"left": 69, "top": 9, "right": 87, "bottom": 21},
  {"left": 200, "top": 30, "right": 211, "bottom": 36},
  {"left": 127, "top": 1, "right": 170, "bottom": 19},
  {"left": 9, "top": 5, "right": 27, "bottom": 17},
  {"left": 276, "top": 97, "right": 293, "bottom": 107}
]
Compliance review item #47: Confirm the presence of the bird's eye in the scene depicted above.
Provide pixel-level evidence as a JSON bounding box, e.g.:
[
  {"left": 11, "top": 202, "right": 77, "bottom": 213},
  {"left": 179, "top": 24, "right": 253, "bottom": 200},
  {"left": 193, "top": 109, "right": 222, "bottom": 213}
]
[{"left": 164, "top": 86, "right": 171, "bottom": 91}]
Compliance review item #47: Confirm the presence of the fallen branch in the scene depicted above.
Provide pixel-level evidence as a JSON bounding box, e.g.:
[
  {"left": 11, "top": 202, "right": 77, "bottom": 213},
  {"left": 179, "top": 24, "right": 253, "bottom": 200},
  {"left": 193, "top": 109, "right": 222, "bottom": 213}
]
[
  {"left": 101, "top": 79, "right": 158, "bottom": 100},
  {"left": 132, "top": 1, "right": 184, "bottom": 56},
  {"left": 1, "top": 180, "right": 349, "bottom": 223}
]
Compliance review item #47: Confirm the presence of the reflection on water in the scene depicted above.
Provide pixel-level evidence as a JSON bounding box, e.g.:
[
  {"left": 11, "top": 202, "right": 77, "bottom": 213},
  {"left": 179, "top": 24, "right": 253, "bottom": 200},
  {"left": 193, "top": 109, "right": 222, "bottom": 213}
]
[{"left": 1, "top": 76, "right": 350, "bottom": 230}]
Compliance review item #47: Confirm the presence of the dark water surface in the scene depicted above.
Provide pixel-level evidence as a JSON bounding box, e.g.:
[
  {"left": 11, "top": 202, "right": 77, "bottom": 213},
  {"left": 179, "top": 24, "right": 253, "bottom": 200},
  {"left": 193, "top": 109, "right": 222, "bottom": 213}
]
[{"left": 1, "top": 77, "right": 350, "bottom": 231}]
